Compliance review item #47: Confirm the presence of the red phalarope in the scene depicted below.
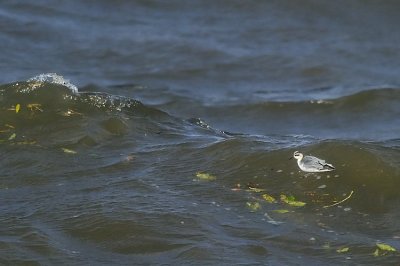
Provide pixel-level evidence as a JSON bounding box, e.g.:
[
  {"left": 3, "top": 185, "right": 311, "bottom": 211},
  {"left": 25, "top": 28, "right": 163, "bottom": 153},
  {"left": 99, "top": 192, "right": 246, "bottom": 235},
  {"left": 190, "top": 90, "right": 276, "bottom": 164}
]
[{"left": 291, "top": 151, "right": 335, "bottom": 172}]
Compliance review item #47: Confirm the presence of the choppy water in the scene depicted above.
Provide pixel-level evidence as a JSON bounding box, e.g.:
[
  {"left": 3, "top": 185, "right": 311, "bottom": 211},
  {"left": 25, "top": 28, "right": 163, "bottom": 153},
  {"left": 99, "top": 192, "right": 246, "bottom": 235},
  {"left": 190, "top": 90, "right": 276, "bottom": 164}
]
[{"left": 1, "top": 1, "right": 400, "bottom": 265}]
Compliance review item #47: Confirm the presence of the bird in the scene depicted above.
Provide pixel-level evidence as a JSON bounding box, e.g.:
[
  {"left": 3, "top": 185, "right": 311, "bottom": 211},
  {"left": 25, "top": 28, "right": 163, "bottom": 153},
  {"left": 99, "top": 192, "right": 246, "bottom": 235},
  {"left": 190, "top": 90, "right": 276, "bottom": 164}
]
[{"left": 291, "top": 151, "right": 335, "bottom": 172}]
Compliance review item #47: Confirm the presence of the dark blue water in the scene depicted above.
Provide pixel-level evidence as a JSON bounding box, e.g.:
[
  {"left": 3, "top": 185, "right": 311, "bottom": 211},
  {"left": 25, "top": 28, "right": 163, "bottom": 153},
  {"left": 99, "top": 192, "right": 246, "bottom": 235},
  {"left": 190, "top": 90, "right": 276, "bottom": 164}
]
[{"left": 1, "top": 1, "right": 400, "bottom": 265}]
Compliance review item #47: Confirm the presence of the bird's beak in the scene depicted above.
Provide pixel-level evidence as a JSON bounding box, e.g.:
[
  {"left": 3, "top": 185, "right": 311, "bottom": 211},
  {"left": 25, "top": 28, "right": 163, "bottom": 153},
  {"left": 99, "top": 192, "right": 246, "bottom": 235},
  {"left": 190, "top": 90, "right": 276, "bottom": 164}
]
[{"left": 289, "top": 156, "right": 293, "bottom": 160}]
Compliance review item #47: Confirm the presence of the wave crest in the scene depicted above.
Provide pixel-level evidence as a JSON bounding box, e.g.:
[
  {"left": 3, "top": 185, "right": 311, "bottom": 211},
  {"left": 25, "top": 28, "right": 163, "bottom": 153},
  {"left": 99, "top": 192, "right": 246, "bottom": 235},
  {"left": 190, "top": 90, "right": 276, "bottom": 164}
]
[{"left": 27, "top": 73, "right": 78, "bottom": 94}]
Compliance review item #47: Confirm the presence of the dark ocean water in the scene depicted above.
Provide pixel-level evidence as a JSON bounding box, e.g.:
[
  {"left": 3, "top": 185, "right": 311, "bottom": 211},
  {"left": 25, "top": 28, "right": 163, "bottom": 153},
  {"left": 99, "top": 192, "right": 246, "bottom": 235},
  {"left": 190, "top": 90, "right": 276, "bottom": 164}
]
[{"left": 1, "top": 1, "right": 400, "bottom": 265}]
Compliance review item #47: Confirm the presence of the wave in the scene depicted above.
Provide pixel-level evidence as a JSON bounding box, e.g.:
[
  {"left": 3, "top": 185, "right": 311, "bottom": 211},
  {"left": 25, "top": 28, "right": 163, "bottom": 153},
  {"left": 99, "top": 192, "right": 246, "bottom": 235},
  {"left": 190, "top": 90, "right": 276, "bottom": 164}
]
[
  {"left": 1, "top": 74, "right": 399, "bottom": 146},
  {"left": 235, "top": 87, "right": 400, "bottom": 111},
  {"left": 0, "top": 73, "right": 151, "bottom": 113},
  {"left": 185, "top": 87, "right": 400, "bottom": 141},
  {"left": 0, "top": 73, "right": 228, "bottom": 151}
]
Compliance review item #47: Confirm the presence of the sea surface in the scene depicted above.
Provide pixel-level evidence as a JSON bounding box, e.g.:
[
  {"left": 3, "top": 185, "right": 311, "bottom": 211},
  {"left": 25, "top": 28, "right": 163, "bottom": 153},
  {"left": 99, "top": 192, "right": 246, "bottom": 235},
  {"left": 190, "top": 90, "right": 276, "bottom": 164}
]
[{"left": 1, "top": 1, "right": 400, "bottom": 265}]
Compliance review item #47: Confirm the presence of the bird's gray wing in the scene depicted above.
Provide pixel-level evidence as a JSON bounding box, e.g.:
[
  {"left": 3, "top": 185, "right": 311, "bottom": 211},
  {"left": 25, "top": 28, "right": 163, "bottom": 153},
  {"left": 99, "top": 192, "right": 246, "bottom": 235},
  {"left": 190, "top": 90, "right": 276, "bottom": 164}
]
[{"left": 302, "top": 156, "right": 326, "bottom": 170}]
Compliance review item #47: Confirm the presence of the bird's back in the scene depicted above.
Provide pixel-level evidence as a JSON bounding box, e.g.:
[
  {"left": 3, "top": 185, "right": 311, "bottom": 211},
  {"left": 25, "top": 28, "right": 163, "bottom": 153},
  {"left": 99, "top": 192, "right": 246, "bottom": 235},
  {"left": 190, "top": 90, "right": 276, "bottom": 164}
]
[{"left": 300, "top": 155, "right": 334, "bottom": 172}]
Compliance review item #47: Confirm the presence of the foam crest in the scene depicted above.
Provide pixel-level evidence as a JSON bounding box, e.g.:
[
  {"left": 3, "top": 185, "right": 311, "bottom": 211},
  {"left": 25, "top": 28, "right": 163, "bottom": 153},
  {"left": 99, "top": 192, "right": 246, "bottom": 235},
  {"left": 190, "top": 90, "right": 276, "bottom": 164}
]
[{"left": 28, "top": 73, "right": 78, "bottom": 94}]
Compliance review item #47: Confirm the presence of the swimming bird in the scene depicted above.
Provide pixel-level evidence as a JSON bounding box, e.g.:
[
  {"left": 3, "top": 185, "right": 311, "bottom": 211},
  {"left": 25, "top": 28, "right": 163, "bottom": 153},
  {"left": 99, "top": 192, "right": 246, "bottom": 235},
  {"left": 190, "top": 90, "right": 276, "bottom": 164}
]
[{"left": 291, "top": 151, "right": 335, "bottom": 172}]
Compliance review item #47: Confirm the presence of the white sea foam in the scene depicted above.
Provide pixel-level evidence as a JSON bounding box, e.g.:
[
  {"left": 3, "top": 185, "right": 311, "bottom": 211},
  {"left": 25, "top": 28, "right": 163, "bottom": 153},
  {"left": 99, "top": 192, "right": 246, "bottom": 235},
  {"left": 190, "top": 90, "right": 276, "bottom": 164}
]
[{"left": 28, "top": 73, "right": 78, "bottom": 94}]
